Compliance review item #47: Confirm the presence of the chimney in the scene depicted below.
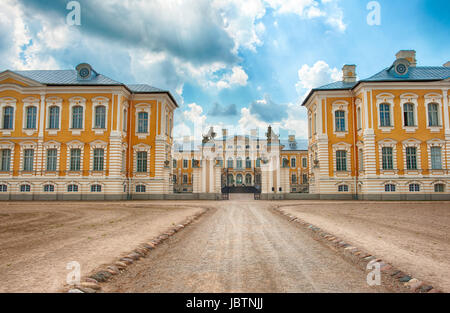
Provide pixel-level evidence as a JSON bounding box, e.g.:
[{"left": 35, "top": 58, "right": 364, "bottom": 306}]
[
  {"left": 288, "top": 135, "right": 295, "bottom": 142},
  {"left": 396, "top": 50, "right": 417, "bottom": 67},
  {"left": 222, "top": 129, "right": 227, "bottom": 139},
  {"left": 342, "top": 65, "right": 357, "bottom": 83},
  {"left": 444, "top": 61, "right": 450, "bottom": 68}
]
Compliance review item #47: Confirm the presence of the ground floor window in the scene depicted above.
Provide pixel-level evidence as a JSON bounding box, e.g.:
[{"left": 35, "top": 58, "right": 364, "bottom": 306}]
[
  {"left": 91, "top": 184, "right": 102, "bottom": 192},
  {"left": 44, "top": 184, "right": 55, "bottom": 192},
  {"left": 409, "top": 184, "right": 420, "bottom": 192},
  {"left": 0, "top": 184, "right": 7, "bottom": 192},
  {"left": 20, "top": 184, "right": 31, "bottom": 192},
  {"left": 68, "top": 184, "right": 78, "bottom": 192},
  {"left": 434, "top": 184, "right": 445, "bottom": 193},
  {"left": 384, "top": 184, "right": 396, "bottom": 192},
  {"left": 136, "top": 185, "right": 146, "bottom": 193},
  {"left": 338, "top": 184, "right": 349, "bottom": 192},
  {"left": 236, "top": 174, "right": 243, "bottom": 185}
]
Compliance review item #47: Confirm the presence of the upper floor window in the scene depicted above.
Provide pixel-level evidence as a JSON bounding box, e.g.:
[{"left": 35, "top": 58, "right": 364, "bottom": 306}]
[
  {"left": 183, "top": 174, "right": 188, "bottom": 184},
  {"left": 183, "top": 159, "right": 188, "bottom": 169},
  {"left": 246, "top": 157, "right": 251, "bottom": 169},
  {"left": 72, "top": 106, "right": 83, "bottom": 129},
  {"left": 335, "top": 110, "right": 346, "bottom": 132},
  {"left": 381, "top": 147, "right": 393, "bottom": 170},
  {"left": 403, "top": 103, "right": 415, "bottom": 127},
  {"left": 0, "top": 149, "right": 11, "bottom": 172},
  {"left": 302, "top": 174, "right": 308, "bottom": 184},
  {"left": 406, "top": 147, "right": 417, "bottom": 170},
  {"left": 93, "top": 148, "right": 104, "bottom": 171},
  {"left": 3, "top": 106, "right": 14, "bottom": 129},
  {"left": 136, "top": 151, "right": 148, "bottom": 173},
  {"left": 173, "top": 159, "right": 177, "bottom": 168},
  {"left": 23, "top": 149, "right": 34, "bottom": 171},
  {"left": 302, "top": 158, "right": 307, "bottom": 168},
  {"left": 46, "top": 149, "right": 57, "bottom": 172},
  {"left": 291, "top": 158, "right": 296, "bottom": 168},
  {"left": 256, "top": 158, "right": 261, "bottom": 168},
  {"left": 236, "top": 158, "right": 243, "bottom": 169},
  {"left": 430, "top": 147, "right": 442, "bottom": 170},
  {"left": 25, "top": 106, "right": 37, "bottom": 129},
  {"left": 379, "top": 103, "right": 391, "bottom": 127},
  {"left": 137, "top": 112, "right": 149, "bottom": 133},
  {"left": 336, "top": 150, "right": 347, "bottom": 172},
  {"left": 356, "top": 107, "right": 362, "bottom": 130},
  {"left": 291, "top": 174, "right": 297, "bottom": 184},
  {"left": 428, "top": 103, "right": 440, "bottom": 127},
  {"left": 49, "top": 106, "right": 60, "bottom": 129},
  {"left": 94, "top": 106, "right": 106, "bottom": 129},
  {"left": 123, "top": 109, "right": 127, "bottom": 132},
  {"left": 282, "top": 158, "right": 289, "bottom": 168}
]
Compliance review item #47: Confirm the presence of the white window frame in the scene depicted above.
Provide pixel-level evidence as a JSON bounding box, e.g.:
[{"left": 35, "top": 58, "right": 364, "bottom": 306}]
[
  {"left": 133, "top": 143, "right": 151, "bottom": 176},
  {"left": 22, "top": 97, "right": 39, "bottom": 135},
  {"left": 66, "top": 140, "right": 84, "bottom": 176},
  {"left": 331, "top": 101, "right": 349, "bottom": 137},
  {"left": 378, "top": 139, "right": 398, "bottom": 175},
  {"left": 0, "top": 141, "right": 14, "bottom": 176},
  {"left": 400, "top": 93, "right": 419, "bottom": 132},
  {"left": 19, "top": 142, "right": 37, "bottom": 175},
  {"left": 424, "top": 93, "right": 443, "bottom": 132},
  {"left": 402, "top": 138, "right": 422, "bottom": 174},
  {"left": 332, "top": 142, "right": 351, "bottom": 176},
  {"left": 427, "top": 139, "right": 445, "bottom": 173},
  {"left": 89, "top": 140, "right": 108, "bottom": 175},
  {"left": 43, "top": 141, "right": 61, "bottom": 175},
  {"left": 92, "top": 97, "right": 109, "bottom": 134},
  {"left": 0, "top": 97, "right": 17, "bottom": 136},
  {"left": 375, "top": 93, "right": 395, "bottom": 132},
  {"left": 69, "top": 97, "right": 86, "bottom": 135},
  {"left": 135, "top": 103, "right": 151, "bottom": 139},
  {"left": 45, "top": 97, "right": 62, "bottom": 135}
]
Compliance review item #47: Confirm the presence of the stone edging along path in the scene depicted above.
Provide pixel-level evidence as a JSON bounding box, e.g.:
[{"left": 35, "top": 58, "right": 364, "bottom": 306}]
[
  {"left": 65, "top": 207, "right": 209, "bottom": 293},
  {"left": 273, "top": 206, "right": 442, "bottom": 293}
]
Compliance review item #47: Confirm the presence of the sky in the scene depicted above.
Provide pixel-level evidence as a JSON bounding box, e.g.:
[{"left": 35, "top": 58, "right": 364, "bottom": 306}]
[{"left": 0, "top": 0, "right": 449, "bottom": 140}]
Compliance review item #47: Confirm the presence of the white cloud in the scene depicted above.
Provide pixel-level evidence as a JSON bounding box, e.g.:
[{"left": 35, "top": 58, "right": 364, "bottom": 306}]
[{"left": 295, "top": 60, "right": 341, "bottom": 100}]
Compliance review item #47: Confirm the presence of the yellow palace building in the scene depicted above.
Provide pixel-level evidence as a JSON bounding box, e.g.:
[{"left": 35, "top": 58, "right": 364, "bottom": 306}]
[
  {"left": 0, "top": 63, "right": 177, "bottom": 200},
  {"left": 303, "top": 50, "right": 450, "bottom": 200}
]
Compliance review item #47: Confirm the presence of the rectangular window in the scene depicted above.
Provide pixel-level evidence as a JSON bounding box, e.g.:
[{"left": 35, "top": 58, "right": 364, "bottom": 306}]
[
  {"left": 183, "top": 175, "right": 188, "bottom": 184},
  {"left": 122, "top": 150, "right": 126, "bottom": 172},
  {"left": 385, "top": 184, "right": 396, "bottom": 192},
  {"left": 434, "top": 184, "right": 445, "bottom": 193},
  {"left": 137, "top": 112, "right": 148, "bottom": 133},
  {"left": 338, "top": 185, "right": 349, "bottom": 192},
  {"left": 302, "top": 158, "right": 307, "bottom": 168},
  {"left": 20, "top": 184, "right": 31, "bottom": 192},
  {"left": 26, "top": 106, "right": 37, "bottom": 129},
  {"left": 95, "top": 106, "right": 106, "bottom": 129},
  {"left": 0, "top": 149, "right": 11, "bottom": 172},
  {"left": 404, "top": 103, "right": 415, "bottom": 127},
  {"left": 72, "top": 106, "right": 83, "bottom": 129},
  {"left": 409, "top": 184, "right": 420, "bottom": 192},
  {"left": 336, "top": 150, "right": 347, "bottom": 172},
  {"left": 123, "top": 110, "right": 127, "bottom": 132},
  {"left": 70, "top": 149, "right": 81, "bottom": 171},
  {"left": 428, "top": 103, "right": 439, "bottom": 127},
  {"left": 335, "top": 110, "right": 346, "bottom": 132},
  {"left": 291, "top": 174, "right": 297, "bottom": 184},
  {"left": 302, "top": 174, "right": 308, "bottom": 184},
  {"left": 68, "top": 184, "right": 78, "bottom": 192},
  {"left": 359, "top": 149, "right": 364, "bottom": 172},
  {"left": 46, "top": 149, "right": 57, "bottom": 171},
  {"left": 431, "top": 147, "right": 442, "bottom": 170},
  {"left": 183, "top": 159, "right": 188, "bottom": 169},
  {"left": 137, "top": 151, "right": 147, "bottom": 173},
  {"left": 379, "top": 104, "right": 391, "bottom": 127},
  {"left": 44, "top": 185, "right": 54, "bottom": 192},
  {"left": 93, "top": 148, "right": 104, "bottom": 171},
  {"left": 23, "top": 149, "right": 34, "bottom": 171},
  {"left": 381, "top": 147, "right": 393, "bottom": 170},
  {"left": 49, "top": 106, "right": 59, "bottom": 129},
  {"left": 406, "top": 147, "right": 417, "bottom": 170},
  {"left": 3, "top": 107, "right": 14, "bottom": 129},
  {"left": 291, "top": 158, "right": 296, "bottom": 168}
]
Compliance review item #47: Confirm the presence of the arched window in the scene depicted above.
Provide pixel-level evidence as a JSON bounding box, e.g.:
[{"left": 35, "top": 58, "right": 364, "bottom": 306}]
[
  {"left": 3, "top": 106, "right": 14, "bottom": 129},
  {"left": 428, "top": 103, "right": 439, "bottom": 127},
  {"left": 72, "top": 106, "right": 83, "bottom": 129},
  {"left": 20, "top": 184, "right": 31, "bottom": 192},
  {"left": 67, "top": 184, "right": 79, "bottom": 192},
  {"left": 236, "top": 157, "right": 243, "bottom": 169},
  {"left": 379, "top": 103, "right": 391, "bottom": 127},
  {"left": 26, "top": 106, "right": 37, "bottom": 129},
  {"left": 137, "top": 112, "right": 148, "bottom": 133},
  {"left": 91, "top": 184, "right": 102, "bottom": 192},
  {"left": 403, "top": 103, "right": 415, "bottom": 127},
  {"left": 227, "top": 158, "right": 233, "bottom": 169},
  {"left": 236, "top": 174, "right": 243, "bottom": 185},
  {"left": 245, "top": 174, "right": 252, "bottom": 185},
  {"left": 49, "top": 106, "right": 60, "bottom": 129},
  {"left": 335, "top": 110, "right": 346, "bottom": 132},
  {"left": 94, "top": 106, "right": 106, "bottom": 129},
  {"left": 136, "top": 185, "right": 146, "bottom": 193},
  {"left": 44, "top": 184, "right": 55, "bottom": 192}
]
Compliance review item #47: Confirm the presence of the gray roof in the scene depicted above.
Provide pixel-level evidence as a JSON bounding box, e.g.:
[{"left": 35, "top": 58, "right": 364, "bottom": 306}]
[
  {"left": 126, "top": 84, "right": 165, "bottom": 93},
  {"left": 315, "top": 81, "right": 357, "bottom": 90},
  {"left": 280, "top": 139, "right": 308, "bottom": 151},
  {"left": 362, "top": 66, "right": 450, "bottom": 82},
  {"left": 13, "top": 70, "right": 122, "bottom": 85}
]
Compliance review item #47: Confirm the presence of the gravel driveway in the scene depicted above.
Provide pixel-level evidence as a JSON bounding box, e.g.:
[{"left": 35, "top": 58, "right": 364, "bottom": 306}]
[{"left": 103, "top": 197, "right": 390, "bottom": 293}]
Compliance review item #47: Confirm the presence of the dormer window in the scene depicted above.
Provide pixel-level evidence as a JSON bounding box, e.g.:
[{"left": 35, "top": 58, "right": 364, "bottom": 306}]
[{"left": 76, "top": 63, "right": 96, "bottom": 81}]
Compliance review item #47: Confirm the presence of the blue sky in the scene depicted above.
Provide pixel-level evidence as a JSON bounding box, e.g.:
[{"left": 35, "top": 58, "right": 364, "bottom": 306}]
[{"left": 1, "top": 0, "right": 449, "bottom": 139}]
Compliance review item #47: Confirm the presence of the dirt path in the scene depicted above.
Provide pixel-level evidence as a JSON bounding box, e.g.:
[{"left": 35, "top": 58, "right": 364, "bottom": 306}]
[
  {"left": 0, "top": 201, "right": 206, "bottom": 293},
  {"left": 103, "top": 198, "right": 390, "bottom": 293},
  {"left": 281, "top": 201, "right": 450, "bottom": 292}
]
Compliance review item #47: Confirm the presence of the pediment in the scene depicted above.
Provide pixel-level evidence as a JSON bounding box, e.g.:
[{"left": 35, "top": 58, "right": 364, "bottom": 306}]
[{"left": 0, "top": 71, "right": 44, "bottom": 88}]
